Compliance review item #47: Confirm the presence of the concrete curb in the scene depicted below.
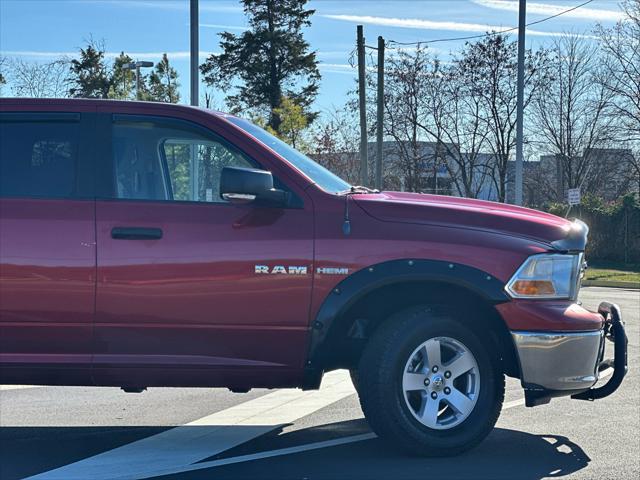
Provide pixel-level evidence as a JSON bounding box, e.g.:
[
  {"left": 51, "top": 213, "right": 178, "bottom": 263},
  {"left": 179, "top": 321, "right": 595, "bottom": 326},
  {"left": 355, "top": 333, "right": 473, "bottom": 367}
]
[{"left": 583, "top": 280, "right": 640, "bottom": 289}]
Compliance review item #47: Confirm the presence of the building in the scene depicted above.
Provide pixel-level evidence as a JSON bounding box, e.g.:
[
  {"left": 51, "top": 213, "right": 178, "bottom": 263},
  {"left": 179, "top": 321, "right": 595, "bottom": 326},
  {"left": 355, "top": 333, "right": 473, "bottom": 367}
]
[
  {"left": 528, "top": 148, "right": 638, "bottom": 204},
  {"left": 365, "top": 141, "right": 506, "bottom": 202}
]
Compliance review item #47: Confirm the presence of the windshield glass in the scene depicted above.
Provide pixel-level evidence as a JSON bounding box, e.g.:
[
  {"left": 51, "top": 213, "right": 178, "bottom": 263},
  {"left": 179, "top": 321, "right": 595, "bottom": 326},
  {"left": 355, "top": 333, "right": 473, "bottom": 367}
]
[{"left": 225, "top": 116, "right": 351, "bottom": 194}]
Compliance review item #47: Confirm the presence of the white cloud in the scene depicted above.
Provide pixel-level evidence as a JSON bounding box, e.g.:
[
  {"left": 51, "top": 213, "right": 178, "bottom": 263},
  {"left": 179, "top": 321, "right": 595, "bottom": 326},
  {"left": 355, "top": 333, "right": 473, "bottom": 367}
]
[
  {"left": 319, "top": 63, "right": 354, "bottom": 70},
  {"left": 1, "top": 50, "right": 215, "bottom": 60},
  {"left": 472, "top": 0, "right": 623, "bottom": 22},
  {"left": 85, "top": 1, "right": 242, "bottom": 13},
  {"left": 317, "top": 50, "right": 351, "bottom": 59},
  {"left": 200, "top": 24, "right": 248, "bottom": 31},
  {"left": 321, "top": 14, "right": 590, "bottom": 38},
  {"left": 0, "top": 51, "right": 77, "bottom": 59},
  {"left": 107, "top": 51, "right": 213, "bottom": 60},
  {"left": 321, "top": 69, "right": 357, "bottom": 76}
]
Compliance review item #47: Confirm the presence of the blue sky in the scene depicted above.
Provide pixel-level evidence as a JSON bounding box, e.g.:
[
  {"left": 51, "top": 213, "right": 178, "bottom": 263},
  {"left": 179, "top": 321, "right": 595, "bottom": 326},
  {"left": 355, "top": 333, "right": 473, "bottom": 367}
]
[{"left": 0, "top": 0, "right": 625, "bottom": 113}]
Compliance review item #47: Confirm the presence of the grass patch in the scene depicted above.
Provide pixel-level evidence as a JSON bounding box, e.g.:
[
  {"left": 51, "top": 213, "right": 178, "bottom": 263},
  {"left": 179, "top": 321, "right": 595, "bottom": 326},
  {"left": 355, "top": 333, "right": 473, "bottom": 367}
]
[{"left": 585, "top": 261, "right": 640, "bottom": 284}]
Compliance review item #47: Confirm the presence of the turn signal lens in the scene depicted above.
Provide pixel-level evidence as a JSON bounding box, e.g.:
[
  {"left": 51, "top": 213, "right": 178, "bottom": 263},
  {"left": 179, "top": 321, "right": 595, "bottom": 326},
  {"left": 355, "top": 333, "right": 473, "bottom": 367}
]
[
  {"left": 505, "top": 253, "right": 581, "bottom": 299},
  {"left": 510, "top": 280, "right": 556, "bottom": 296}
]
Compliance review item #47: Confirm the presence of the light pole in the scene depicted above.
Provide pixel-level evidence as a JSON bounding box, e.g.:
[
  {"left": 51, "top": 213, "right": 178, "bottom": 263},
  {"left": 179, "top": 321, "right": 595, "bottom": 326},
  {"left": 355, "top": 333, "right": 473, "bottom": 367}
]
[
  {"left": 190, "top": 0, "right": 199, "bottom": 106},
  {"left": 514, "top": 0, "right": 526, "bottom": 205},
  {"left": 123, "top": 61, "right": 154, "bottom": 100}
]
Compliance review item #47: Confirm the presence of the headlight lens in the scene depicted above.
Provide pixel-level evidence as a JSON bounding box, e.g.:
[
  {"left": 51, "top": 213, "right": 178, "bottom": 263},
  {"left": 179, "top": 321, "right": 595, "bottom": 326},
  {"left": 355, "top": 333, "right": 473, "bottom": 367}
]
[{"left": 506, "top": 253, "right": 582, "bottom": 299}]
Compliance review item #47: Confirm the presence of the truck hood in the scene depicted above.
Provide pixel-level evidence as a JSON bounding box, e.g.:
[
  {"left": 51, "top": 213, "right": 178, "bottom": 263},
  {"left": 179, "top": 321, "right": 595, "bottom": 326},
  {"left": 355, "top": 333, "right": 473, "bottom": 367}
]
[{"left": 353, "top": 191, "right": 587, "bottom": 250}]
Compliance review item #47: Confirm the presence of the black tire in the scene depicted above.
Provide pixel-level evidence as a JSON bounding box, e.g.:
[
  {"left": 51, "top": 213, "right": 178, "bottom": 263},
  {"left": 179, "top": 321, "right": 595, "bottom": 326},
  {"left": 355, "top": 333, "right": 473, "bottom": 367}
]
[{"left": 357, "top": 305, "right": 504, "bottom": 456}]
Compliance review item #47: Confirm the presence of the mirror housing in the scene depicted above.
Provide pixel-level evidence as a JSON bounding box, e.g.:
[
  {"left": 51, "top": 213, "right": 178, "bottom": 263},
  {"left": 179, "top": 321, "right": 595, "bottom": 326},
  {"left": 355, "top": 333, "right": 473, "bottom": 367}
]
[{"left": 220, "top": 166, "right": 287, "bottom": 207}]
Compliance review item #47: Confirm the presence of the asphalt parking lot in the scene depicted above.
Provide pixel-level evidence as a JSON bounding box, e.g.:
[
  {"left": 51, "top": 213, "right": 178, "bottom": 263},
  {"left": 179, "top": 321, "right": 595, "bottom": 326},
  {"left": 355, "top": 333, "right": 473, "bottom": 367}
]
[{"left": 1, "top": 286, "right": 638, "bottom": 480}]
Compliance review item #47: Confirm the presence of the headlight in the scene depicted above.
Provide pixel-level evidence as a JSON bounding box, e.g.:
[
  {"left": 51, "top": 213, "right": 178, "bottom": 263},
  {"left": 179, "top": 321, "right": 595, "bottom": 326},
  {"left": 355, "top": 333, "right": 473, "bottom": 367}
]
[{"left": 505, "top": 253, "right": 583, "bottom": 299}]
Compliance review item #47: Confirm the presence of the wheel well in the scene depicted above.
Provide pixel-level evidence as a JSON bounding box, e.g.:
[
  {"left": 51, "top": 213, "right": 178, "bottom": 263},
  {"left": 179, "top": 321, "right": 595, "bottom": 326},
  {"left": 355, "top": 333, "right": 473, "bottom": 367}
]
[{"left": 315, "top": 280, "right": 520, "bottom": 378}]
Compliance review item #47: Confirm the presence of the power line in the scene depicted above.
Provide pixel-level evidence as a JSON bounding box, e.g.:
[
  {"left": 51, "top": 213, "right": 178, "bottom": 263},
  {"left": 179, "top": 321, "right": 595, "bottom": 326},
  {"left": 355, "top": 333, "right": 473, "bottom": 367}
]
[{"left": 387, "top": 0, "right": 595, "bottom": 48}]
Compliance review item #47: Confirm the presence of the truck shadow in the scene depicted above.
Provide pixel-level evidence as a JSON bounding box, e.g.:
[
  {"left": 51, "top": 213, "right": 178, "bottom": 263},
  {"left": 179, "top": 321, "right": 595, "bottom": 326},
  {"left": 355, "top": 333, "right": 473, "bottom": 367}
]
[
  {"left": 204, "top": 419, "right": 591, "bottom": 480},
  {"left": 0, "top": 421, "right": 591, "bottom": 480}
]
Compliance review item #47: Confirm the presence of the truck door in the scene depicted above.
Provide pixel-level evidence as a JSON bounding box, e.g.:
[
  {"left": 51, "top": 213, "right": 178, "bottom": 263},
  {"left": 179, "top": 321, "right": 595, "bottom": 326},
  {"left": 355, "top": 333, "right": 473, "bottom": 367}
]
[
  {"left": 0, "top": 110, "right": 96, "bottom": 384},
  {"left": 92, "top": 112, "right": 314, "bottom": 387}
]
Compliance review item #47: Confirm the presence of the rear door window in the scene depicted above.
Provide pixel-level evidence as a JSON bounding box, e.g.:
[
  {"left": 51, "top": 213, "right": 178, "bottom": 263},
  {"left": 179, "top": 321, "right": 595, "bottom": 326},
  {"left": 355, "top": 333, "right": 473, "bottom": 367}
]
[{"left": 0, "top": 113, "right": 90, "bottom": 198}]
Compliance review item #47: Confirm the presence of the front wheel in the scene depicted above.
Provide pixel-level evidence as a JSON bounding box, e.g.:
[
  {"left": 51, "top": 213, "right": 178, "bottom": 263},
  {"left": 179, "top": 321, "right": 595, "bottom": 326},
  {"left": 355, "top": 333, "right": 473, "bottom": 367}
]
[{"left": 357, "top": 306, "right": 504, "bottom": 456}]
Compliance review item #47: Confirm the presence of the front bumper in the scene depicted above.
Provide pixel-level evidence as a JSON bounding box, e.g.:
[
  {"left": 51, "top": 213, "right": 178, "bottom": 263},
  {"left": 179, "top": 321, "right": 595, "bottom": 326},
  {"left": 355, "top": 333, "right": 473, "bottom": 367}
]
[{"left": 511, "top": 302, "right": 628, "bottom": 407}]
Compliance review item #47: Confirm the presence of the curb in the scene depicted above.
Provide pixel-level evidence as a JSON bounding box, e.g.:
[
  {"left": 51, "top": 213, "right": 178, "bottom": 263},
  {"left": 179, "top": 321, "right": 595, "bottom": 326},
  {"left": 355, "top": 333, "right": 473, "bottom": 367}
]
[{"left": 583, "top": 280, "right": 640, "bottom": 289}]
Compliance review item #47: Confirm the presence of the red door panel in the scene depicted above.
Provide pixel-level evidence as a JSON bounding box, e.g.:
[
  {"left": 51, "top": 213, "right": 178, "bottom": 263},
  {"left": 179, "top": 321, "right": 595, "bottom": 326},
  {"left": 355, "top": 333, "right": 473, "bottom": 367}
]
[
  {"left": 0, "top": 199, "right": 95, "bottom": 381},
  {"left": 93, "top": 201, "right": 313, "bottom": 386}
]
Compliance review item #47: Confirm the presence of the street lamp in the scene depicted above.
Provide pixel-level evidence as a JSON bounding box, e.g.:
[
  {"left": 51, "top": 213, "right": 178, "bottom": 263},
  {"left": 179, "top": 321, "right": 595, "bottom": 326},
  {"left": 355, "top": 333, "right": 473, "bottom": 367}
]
[
  {"left": 514, "top": 0, "right": 526, "bottom": 205},
  {"left": 191, "top": 0, "right": 199, "bottom": 106},
  {"left": 123, "top": 61, "right": 154, "bottom": 100}
]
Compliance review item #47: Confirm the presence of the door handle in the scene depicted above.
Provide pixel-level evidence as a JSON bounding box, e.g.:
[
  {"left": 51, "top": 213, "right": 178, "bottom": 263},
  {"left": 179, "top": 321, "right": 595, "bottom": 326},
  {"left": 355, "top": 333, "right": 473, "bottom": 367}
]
[{"left": 111, "top": 227, "right": 163, "bottom": 240}]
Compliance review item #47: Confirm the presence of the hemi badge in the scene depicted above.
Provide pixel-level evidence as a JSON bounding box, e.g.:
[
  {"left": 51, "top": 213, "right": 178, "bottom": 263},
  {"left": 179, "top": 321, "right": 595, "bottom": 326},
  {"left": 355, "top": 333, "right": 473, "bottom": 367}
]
[{"left": 317, "top": 267, "right": 349, "bottom": 275}]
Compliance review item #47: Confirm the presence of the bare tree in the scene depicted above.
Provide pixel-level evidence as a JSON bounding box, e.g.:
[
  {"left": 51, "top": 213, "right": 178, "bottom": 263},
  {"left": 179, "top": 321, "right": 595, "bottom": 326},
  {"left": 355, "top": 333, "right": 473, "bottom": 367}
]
[
  {"left": 596, "top": 0, "right": 640, "bottom": 188},
  {"left": 309, "top": 107, "right": 360, "bottom": 184},
  {"left": 356, "top": 45, "right": 502, "bottom": 196},
  {"left": 374, "top": 47, "right": 436, "bottom": 192},
  {"left": 415, "top": 55, "right": 492, "bottom": 198},
  {"left": 9, "top": 58, "right": 70, "bottom": 98},
  {"left": 457, "top": 34, "right": 552, "bottom": 202},
  {"left": 532, "top": 34, "right": 616, "bottom": 200},
  {"left": 202, "top": 88, "right": 225, "bottom": 110}
]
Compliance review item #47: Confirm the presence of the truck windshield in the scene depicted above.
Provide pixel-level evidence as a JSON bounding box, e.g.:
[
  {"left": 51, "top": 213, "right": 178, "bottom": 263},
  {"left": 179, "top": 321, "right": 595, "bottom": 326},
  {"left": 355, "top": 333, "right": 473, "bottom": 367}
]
[{"left": 225, "top": 116, "right": 351, "bottom": 194}]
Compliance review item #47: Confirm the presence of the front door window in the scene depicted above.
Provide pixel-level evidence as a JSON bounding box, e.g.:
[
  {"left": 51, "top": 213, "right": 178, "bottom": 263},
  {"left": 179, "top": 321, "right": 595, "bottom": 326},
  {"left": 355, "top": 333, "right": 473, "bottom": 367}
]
[{"left": 112, "top": 118, "right": 253, "bottom": 203}]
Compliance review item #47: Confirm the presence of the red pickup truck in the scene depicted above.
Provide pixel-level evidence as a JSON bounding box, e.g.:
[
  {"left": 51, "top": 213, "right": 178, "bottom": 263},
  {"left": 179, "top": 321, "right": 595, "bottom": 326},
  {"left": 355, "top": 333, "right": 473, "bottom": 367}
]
[{"left": 0, "top": 98, "right": 627, "bottom": 456}]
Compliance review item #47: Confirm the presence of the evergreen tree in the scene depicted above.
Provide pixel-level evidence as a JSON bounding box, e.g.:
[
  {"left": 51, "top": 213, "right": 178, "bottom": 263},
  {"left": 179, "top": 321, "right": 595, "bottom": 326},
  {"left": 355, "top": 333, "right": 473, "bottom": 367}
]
[
  {"left": 148, "top": 53, "right": 180, "bottom": 103},
  {"left": 200, "top": 0, "right": 320, "bottom": 133},
  {"left": 108, "top": 52, "right": 135, "bottom": 100},
  {"left": 68, "top": 43, "right": 110, "bottom": 98}
]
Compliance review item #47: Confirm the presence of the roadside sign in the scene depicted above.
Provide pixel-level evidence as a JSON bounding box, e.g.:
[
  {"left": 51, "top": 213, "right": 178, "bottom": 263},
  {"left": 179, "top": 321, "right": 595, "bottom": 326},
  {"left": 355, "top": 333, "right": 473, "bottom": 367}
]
[{"left": 568, "top": 188, "right": 581, "bottom": 205}]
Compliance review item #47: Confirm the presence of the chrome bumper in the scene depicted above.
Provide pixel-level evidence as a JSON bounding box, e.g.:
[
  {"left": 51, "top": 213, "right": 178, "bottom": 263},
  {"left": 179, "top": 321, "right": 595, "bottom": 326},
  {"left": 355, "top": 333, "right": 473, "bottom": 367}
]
[
  {"left": 512, "top": 330, "right": 603, "bottom": 391},
  {"left": 512, "top": 302, "right": 627, "bottom": 407}
]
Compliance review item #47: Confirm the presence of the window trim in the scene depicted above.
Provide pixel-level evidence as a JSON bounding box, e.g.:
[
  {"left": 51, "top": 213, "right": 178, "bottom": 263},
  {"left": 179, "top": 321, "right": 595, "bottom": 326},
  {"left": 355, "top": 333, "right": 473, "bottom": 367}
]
[{"left": 0, "top": 112, "right": 81, "bottom": 123}]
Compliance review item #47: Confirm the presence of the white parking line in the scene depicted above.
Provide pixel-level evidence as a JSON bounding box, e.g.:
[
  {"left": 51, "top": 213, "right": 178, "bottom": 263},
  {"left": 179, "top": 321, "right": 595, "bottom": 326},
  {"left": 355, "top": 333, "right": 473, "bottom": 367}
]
[
  {"left": 27, "top": 370, "right": 356, "bottom": 480},
  {"left": 0, "top": 385, "right": 42, "bottom": 391},
  {"left": 503, "top": 398, "right": 526, "bottom": 409}
]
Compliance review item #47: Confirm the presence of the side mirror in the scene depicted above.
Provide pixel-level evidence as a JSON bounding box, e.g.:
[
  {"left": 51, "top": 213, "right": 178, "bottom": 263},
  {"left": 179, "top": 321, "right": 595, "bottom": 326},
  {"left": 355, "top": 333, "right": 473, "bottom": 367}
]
[{"left": 220, "top": 166, "right": 287, "bottom": 207}]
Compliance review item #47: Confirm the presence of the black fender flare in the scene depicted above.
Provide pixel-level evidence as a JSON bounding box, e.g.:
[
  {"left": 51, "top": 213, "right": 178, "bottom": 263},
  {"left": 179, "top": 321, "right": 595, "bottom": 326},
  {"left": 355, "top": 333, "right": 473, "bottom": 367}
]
[{"left": 306, "top": 258, "right": 510, "bottom": 372}]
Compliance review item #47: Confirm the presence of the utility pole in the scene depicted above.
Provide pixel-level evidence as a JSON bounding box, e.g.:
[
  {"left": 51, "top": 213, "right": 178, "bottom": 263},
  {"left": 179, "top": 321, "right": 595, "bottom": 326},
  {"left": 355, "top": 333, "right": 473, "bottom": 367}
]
[
  {"left": 375, "top": 35, "right": 385, "bottom": 191},
  {"left": 357, "top": 25, "right": 368, "bottom": 187},
  {"left": 190, "top": 0, "right": 199, "bottom": 106},
  {"left": 514, "top": 0, "right": 526, "bottom": 205}
]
